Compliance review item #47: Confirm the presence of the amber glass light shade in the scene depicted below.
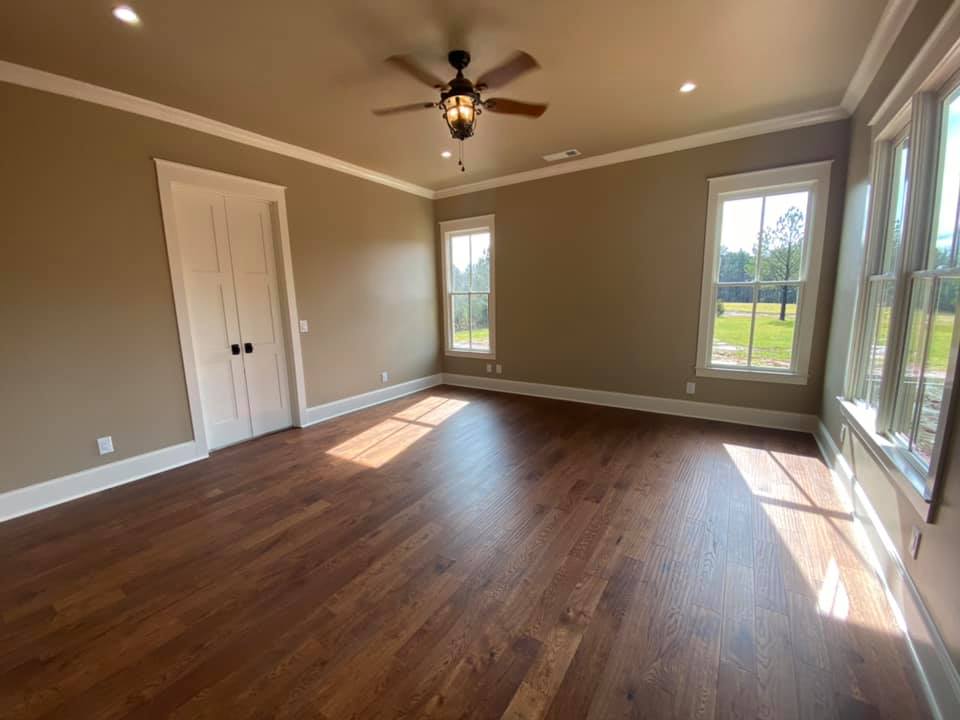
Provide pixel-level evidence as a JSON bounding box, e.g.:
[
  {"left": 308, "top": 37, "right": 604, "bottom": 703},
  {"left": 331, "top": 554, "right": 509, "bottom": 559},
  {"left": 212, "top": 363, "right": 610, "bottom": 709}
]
[{"left": 442, "top": 95, "right": 477, "bottom": 139}]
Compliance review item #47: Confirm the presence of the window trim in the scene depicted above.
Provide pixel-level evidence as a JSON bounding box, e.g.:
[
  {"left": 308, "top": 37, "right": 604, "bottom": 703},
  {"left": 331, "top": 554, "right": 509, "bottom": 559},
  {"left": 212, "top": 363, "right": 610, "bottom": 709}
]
[
  {"left": 695, "top": 161, "right": 832, "bottom": 384},
  {"left": 440, "top": 214, "right": 496, "bottom": 358}
]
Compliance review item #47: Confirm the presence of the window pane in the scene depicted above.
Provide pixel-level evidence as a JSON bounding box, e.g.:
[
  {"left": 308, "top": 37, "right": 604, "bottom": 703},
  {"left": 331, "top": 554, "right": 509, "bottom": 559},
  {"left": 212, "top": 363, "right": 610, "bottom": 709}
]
[
  {"left": 752, "top": 285, "right": 798, "bottom": 369},
  {"left": 450, "top": 234, "right": 470, "bottom": 292},
  {"left": 758, "top": 192, "right": 808, "bottom": 282},
  {"left": 470, "top": 233, "right": 491, "bottom": 292},
  {"left": 856, "top": 278, "right": 896, "bottom": 408},
  {"left": 893, "top": 278, "right": 934, "bottom": 448},
  {"left": 712, "top": 285, "right": 754, "bottom": 366},
  {"left": 469, "top": 293, "right": 490, "bottom": 351},
  {"left": 914, "top": 278, "right": 960, "bottom": 463},
  {"left": 931, "top": 94, "right": 960, "bottom": 268},
  {"left": 882, "top": 140, "right": 909, "bottom": 273},
  {"left": 719, "top": 197, "right": 762, "bottom": 282},
  {"left": 451, "top": 294, "right": 470, "bottom": 348}
]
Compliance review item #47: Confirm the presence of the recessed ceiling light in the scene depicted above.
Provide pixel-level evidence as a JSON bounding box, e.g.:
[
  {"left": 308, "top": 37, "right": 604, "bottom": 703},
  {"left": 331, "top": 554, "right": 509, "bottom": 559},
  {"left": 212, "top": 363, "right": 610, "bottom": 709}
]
[
  {"left": 441, "top": 151, "right": 452, "bottom": 159},
  {"left": 679, "top": 82, "right": 697, "bottom": 94},
  {"left": 112, "top": 5, "right": 141, "bottom": 25}
]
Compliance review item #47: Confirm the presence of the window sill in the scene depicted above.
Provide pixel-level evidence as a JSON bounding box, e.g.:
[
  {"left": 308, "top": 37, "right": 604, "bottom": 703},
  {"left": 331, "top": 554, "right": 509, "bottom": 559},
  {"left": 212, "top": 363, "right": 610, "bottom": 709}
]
[
  {"left": 837, "top": 399, "right": 933, "bottom": 522},
  {"left": 695, "top": 366, "right": 808, "bottom": 385},
  {"left": 445, "top": 349, "right": 496, "bottom": 359}
]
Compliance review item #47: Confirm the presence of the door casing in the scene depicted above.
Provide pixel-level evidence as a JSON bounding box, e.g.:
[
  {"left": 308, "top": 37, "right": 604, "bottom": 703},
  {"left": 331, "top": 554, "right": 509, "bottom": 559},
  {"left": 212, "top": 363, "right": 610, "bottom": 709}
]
[{"left": 155, "top": 159, "right": 307, "bottom": 455}]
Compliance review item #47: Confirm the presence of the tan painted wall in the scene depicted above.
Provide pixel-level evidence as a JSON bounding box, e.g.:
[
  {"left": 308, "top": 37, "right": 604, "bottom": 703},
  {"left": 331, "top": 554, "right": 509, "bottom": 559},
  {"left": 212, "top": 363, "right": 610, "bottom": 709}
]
[
  {"left": 436, "top": 121, "right": 850, "bottom": 414},
  {"left": 820, "top": 0, "right": 960, "bottom": 669},
  {"left": 0, "top": 82, "right": 439, "bottom": 494}
]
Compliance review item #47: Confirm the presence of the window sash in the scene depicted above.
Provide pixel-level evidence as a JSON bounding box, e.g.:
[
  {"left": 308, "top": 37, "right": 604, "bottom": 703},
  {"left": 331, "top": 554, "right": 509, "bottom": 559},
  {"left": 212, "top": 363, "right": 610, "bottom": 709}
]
[
  {"left": 448, "top": 291, "right": 491, "bottom": 352},
  {"left": 708, "top": 281, "right": 805, "bottom": 372}
]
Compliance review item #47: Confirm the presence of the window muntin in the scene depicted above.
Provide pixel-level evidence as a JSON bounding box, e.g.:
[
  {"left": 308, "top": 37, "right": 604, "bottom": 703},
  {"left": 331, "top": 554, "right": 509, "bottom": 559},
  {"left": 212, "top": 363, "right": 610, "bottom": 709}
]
[
  {"left": 698, "top": 163, "right": 828, "bottom": 384},
  {"left": 441, "top": 217, "right": 495, "bottom": 357}
]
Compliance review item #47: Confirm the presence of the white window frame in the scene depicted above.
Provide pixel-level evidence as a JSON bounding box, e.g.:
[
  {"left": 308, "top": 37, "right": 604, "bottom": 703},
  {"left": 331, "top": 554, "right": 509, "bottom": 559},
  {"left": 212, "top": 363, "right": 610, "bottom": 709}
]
[
  {"left": 695, "top": 161, "right": 832, "bottom": 385},
  {"left": 440, "top": 215, "right": 496, "bottom": 358},
  {"left": 845, "top": 70, "right": 960, "bottom": 514}
]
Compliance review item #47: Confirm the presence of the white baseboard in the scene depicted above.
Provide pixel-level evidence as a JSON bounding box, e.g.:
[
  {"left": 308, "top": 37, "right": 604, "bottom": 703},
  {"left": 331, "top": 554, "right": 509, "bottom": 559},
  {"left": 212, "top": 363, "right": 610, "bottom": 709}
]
[
  {"left": 442, "top": 373, "right": 818, "bottom": 433},
  {"left": 0, "top": 440, "right": 207, "bottom": 523},
  {"left": 301, "top": 373, "right": 444, "bottom": 427},
  {"left": 815, "top": 421, "right": 960, "bottom": 720}
]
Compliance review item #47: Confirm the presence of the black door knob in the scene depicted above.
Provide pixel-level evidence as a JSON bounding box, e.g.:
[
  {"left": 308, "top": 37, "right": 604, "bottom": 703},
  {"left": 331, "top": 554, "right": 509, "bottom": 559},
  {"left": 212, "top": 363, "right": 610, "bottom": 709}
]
[
  {"left": 244, "top": 342, "right": 253, "bottom": 354},
  {"left": 230, "top": 343, "right": 241, "bottom": 356}
]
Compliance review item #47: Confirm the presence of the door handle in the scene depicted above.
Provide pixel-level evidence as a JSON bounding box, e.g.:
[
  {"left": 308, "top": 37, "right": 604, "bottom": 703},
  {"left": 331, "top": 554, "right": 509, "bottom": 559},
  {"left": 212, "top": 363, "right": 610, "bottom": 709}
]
[
  {"left": 244, "top": 342, "right": 253, "bottom": 354},
  {"left": 231, "top": 343, "right": 241, "bottom": 356}
]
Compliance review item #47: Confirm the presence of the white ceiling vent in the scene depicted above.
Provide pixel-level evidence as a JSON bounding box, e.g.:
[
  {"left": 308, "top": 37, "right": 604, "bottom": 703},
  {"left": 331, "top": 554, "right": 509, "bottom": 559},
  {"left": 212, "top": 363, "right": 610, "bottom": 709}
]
[{"left": 542, "top": 149, "right": 581, "bottom": 162}]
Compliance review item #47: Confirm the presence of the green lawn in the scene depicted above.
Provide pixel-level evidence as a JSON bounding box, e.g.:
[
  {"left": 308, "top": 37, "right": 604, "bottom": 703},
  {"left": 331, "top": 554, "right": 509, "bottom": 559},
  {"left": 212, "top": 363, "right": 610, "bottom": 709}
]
[
  {"left": 926, "top": 311, "right": 955, "bottom": 372},
  {"left": 713, "top": 315, "right": 795, "bottom": 366},
  {"left": 453, "top": 328, "right": 489, "bottom": 348},
  {"left": 721, "top": 302, "right": 796, "bottom": 318},
  {"left": 871, "top": 307, "right": 955, "bottom": 373}
]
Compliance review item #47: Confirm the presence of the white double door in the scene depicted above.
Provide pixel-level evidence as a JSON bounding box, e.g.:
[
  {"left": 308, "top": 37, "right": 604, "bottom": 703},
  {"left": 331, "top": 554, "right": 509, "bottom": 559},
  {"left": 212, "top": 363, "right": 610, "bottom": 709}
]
[{"left": 172, "top": 185, "right": 292, "bottom": 449}]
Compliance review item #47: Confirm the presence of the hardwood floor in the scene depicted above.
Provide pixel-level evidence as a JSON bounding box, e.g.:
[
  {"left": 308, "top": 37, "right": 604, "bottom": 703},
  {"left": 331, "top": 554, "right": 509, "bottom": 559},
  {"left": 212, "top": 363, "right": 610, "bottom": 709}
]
[{"left": 0, "top": 387, "right": 931, "bottom": 719}]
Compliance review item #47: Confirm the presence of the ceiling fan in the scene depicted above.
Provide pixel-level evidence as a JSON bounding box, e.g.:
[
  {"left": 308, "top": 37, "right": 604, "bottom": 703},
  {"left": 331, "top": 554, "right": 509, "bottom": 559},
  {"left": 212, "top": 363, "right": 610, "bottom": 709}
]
[{"left": 373, "top": 49, "right": 548, "bottom": 171}]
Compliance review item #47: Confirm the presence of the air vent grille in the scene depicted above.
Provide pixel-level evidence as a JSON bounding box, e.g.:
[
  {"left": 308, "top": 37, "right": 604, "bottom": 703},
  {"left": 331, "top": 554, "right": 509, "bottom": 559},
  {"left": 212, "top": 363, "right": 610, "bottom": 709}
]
[{"left": 542, "top": 149, "right": 581, "bottom": 162}]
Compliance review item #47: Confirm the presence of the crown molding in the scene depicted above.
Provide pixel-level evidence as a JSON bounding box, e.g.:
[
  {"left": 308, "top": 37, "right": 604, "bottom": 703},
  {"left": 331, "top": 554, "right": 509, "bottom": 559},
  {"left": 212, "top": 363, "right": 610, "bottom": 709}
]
[
  {"left": 433, "top": 106, "right": 848, "bottom": 199},
  {"left": 842, "top": 0, "right": 920, "bottom": 114},
  {"left": 870, "top": 0, "right": 960, "bottom": 131},
  {"left": 0, "top": 60, "right": 435, "bottom": 199},
  {"left": 2, "top": 59, "right": 851, "bottom": 203}
]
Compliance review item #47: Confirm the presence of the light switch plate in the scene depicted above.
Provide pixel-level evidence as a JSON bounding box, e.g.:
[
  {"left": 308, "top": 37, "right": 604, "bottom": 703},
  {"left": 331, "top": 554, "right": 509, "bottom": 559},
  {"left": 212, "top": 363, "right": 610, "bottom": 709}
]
[
  {"left": 685, "top": 382, "right": 696, "bottom": 395},
  {"left": 97, "top": 436, "right": 114, "bottom": 455},
  {"left": 381, "top": 371, "right": 389, "bottom": 384},
  {"left": 486, "top": 363, "right": 493, "bottom": 373},
  {"left": 299, "top": 319, "right": 309, "bottom": 333},
  {"left": 495, "top": 364, "right": 503, "bottom": 375}
]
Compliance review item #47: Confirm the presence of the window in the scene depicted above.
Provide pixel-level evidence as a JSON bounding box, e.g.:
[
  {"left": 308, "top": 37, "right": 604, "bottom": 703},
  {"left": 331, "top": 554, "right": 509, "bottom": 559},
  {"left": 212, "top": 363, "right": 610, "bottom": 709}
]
[
  {"left": 853, "top": 129, "right": 910, "bottom": 409},
  {"left": 847, "top": 80, "right": 960, "bottom": 503},
  {"left": 440, "top": 215, "right": 495, "bottom": 357},
  {"left": 696, "top": 162, "right": 831, "bottom": 384}
]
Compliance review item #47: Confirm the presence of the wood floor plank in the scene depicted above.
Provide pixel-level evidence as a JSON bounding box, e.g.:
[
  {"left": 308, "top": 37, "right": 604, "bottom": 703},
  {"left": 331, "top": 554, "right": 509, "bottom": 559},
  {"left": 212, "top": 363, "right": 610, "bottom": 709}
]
[
  {"left": 721, "top": 562, "right": 757, "bottom": 673},
  {"left": 756, "top": 607, "right": 799, "bottom": 720},
  {"left": 0, "top": 387, "right": 932, "bottom": 720},
  {"left": 717, "top": 660, "right": 760, "bottom": 720}
]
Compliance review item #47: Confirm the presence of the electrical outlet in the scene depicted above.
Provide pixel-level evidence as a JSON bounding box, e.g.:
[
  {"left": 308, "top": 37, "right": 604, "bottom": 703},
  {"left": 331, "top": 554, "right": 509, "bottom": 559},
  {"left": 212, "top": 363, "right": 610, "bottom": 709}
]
[
  {"left": 496, "top": 364, "right": 503, "bottom": 375},
  {"left": 685, "top": 382, "right": 696, "bottom": 395},
  {"left": 299, "top": 319, "right": 309, "bottom": 333},
  {"left": 97, "top": 436, "right": 114, "bottom": 455},
  {"left": 380, "top": 371, "right": 389, "bottom": 384},
  {"left": 909, "top": 526, "right": 922, "bottom": 558},
  {"left": 486, "top": 363, "right": 493, "bottom": 373}
]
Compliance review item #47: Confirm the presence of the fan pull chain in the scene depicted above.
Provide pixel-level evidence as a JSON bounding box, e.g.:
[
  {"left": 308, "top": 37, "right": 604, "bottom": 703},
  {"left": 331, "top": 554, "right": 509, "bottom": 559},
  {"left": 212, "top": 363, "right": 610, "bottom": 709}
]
[{"left": 457, "top": 140, "right": 466, "bottom": 172}]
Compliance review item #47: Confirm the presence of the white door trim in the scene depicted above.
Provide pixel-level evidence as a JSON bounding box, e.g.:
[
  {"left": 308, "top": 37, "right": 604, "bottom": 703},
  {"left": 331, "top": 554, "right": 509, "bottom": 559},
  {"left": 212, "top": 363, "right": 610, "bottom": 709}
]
[{"left": 155, "top": 159, "right": 307, "bottom": 454}]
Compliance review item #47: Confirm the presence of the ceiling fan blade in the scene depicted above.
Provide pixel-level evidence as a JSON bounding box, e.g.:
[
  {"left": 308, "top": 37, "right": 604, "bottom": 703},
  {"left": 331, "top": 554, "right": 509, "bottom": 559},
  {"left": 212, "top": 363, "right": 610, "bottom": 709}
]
[
  {"left": 372, "top": 102, "right": 437, "bottom": 116},
  {"left": 484, "top": 99, "right": 548, "bottom": 118},
  {"left": 385, "top": 55, "right": 448, "bottom": 89},
  {"left": 476, "top": 51, "right": 539, "bottom": 90}
]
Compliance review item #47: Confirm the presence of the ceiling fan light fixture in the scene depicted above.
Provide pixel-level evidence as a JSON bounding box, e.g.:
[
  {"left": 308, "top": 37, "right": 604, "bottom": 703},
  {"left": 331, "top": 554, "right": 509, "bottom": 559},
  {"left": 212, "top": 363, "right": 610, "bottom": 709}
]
[{"left": 442, "top": 94, "right": 478, "bottom": 140}]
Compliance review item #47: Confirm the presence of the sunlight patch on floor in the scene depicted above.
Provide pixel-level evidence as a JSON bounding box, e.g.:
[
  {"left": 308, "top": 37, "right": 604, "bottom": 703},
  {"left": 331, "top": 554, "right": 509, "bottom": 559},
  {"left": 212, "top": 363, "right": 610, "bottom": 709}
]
[
  {"left": 818, "top": 558, "right": 850, "bottom": 620},
  {"left": 327, "top": 397, "right": 469, "bottom": 468}
]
